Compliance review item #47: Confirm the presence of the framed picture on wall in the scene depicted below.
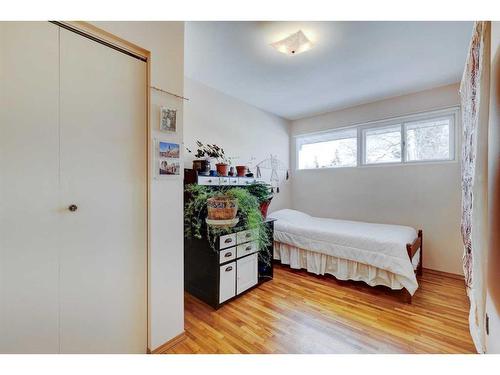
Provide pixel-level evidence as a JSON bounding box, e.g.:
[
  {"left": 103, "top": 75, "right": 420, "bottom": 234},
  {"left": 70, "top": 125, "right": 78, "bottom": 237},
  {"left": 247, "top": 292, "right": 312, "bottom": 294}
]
[
  {"left": 159, "top": 106, "right": 177, "bottom": 133},
  {"left": 155, "top": 139, "right": 181, "bottom": 178}
]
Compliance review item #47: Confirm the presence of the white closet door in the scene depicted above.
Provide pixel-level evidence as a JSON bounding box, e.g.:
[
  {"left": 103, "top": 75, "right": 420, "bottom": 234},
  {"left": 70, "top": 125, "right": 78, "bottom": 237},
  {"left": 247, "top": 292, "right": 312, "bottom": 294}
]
[
  {"left": 0, "top": 22, "right": 60, "bottom": 353},
  {"left": 59, "top": 29, "right": 147, "bottom": 353}
]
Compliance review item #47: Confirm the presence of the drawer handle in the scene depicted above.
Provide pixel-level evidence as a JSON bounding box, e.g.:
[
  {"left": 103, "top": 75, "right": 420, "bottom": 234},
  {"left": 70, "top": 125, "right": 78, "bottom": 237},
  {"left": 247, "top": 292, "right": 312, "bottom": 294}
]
[
  {"left": 245, "top": 233, "right": 252, "bottom": 238},
  {"left": 225, "top": 266, "right": 233, "bottom": 272},
  {"left": 245, "top": 246, "right": 252, "bottom": 251},
  {"left": 224, "top": 252, "right": 233, "bottom": 258},
  {"left": 224, "top": 238, "right": 233, "bottom": 244},
  {"left": 208, "top": 179, "right": 212, "bottom": 183}
]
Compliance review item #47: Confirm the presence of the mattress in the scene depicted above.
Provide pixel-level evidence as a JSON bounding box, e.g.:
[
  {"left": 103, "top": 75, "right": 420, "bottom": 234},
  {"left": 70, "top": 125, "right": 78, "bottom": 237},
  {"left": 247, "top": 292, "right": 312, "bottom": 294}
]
[{"left": 269, "top": 209, "right": 419, "bottom": 294}]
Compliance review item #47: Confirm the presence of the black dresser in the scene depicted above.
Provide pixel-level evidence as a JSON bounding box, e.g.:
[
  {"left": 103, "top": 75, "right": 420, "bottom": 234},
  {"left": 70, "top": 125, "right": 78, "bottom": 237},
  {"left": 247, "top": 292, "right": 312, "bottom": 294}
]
[{"left": 184, "top": 169, "right": 274, "bottom": 309}]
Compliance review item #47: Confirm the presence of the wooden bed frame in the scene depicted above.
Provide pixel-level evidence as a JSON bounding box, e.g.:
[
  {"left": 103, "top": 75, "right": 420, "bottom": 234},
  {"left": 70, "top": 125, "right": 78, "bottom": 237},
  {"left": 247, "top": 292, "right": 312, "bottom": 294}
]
[{"left": 401, "top": 229, "right": 423, "bottom": 303}]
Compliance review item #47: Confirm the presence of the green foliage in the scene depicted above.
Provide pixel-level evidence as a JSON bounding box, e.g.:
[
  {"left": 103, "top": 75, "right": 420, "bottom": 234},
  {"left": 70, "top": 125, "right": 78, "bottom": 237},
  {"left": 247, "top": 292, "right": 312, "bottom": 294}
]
[
  {"left": 245, "top": 182, "right": 273, "bottom": 204},
  {"left": 184, "top": 184, "right": 271, "bottom": 264},
  {"left": 184, "top": 184, "right": 211, "bottom": 240},
  {"left": 186, "top": 141, "right": 228, "bottom": 164}
]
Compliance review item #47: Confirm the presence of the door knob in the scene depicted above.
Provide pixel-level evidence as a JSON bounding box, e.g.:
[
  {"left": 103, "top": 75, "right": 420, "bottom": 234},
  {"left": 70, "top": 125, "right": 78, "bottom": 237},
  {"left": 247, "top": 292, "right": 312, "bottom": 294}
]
[{"left": 68, "top": 204, "right": 78, "bottom": 212}]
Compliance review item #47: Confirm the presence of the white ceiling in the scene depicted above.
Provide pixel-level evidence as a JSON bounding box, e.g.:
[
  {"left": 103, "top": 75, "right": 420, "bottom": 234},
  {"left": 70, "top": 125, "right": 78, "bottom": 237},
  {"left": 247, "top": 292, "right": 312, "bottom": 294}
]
[{"left": 185, "top": 21, "right": 473, "bottom": 120}]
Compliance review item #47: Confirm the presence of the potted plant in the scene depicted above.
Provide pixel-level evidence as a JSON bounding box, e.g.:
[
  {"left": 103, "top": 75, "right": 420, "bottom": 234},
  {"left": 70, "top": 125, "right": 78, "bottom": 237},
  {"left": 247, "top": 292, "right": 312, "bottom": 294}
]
[
  {"left": 236, "top": 165, "right": 247, "bottom": 177},
  {"left": 184, "top": 184, "right": 272, "bottom": 258},
  {"left": 207, "top": 194, "right": 238, "bottom": 221},
  {"left": 246, "top": 182, "right": 273, "bottom": 218},
  {"left": 187, "top": 141, "right": 210, "bottom": 175},
  {"left": 210, "top": 144, "right": 230, "bottom": 176},
  {"left": 187, "top": 141, "right": 229, "bottom": 176}
]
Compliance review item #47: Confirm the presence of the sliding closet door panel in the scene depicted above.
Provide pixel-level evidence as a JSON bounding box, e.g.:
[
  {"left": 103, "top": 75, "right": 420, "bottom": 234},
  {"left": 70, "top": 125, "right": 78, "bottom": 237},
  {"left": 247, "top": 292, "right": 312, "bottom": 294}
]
[
  {"left": 59, "top": 29, "right": 147, "bottom": 353},
  {"left": 0, "top": 22, "right": 60, "bottom": 353}
]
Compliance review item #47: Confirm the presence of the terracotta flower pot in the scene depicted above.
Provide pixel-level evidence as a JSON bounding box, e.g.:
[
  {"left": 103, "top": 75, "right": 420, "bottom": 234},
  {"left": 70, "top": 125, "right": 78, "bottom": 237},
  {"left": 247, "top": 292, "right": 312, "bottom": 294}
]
[
  {"left": 236, "top": 165, "right": 247, "bottom": 177},
  {"left": 259, "top": 198, "right": 273, "bottom": 219},
  {"left": 207, "top": 197, "right": 238, "bottom": 220},
  {"left": 193, "top": 159, "right": 210, "bottom": 175},
  {"left": 216, "top": 163, "right": 229, "bottom": 176}
]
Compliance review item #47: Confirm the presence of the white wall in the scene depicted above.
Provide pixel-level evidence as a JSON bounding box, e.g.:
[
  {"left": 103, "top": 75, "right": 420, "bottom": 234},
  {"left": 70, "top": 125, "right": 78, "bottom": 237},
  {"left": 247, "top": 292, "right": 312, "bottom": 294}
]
[
  {"left": 91, "top": 22, "right": 185, "bottom": 351},
  {"left": 290, "top": 83, "right": 463, "bottom": 275},
  {"left": 486, "top": 21, "right": 500, "bottom": 354},
  {"left": 184, "top": 78, "right": 292, "bottom": 212}
]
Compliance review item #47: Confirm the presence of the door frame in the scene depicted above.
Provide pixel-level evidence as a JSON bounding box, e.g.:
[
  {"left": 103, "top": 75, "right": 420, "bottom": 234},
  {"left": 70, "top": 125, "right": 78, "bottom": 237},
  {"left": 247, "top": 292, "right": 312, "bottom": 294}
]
[{"left": 54, "top": 21, "right": 152, "bottom": 352}]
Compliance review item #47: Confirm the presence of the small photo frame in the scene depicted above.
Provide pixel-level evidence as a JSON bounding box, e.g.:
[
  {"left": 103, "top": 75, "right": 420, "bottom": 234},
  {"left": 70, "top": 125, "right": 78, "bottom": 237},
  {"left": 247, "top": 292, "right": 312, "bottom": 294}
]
[
  {"left": 156, "top": 140, "right": 181, "bottom": 178},
  {"left": 160, "top": 107, "right": 177, "bottom": 133},
  {"left": 159, "top": 158, "right": 180, "bottom": 176},
  {"left": 159, "top": 141, "right": 180, "bottom": 159}
]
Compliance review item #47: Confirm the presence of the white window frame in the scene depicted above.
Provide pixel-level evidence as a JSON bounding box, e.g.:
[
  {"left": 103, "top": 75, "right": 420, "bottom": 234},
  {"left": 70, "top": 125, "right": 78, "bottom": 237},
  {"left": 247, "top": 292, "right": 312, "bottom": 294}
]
[
  {"left": 401, "top": 113, "right": 456, "bottom": 164},
  {"left": 296, "top": 127, "right": 358, "bottom": 170},
  {"left": 295, "top": 107, "right": 459, "bottom": 171},
  {"left": 361, "top": 123, "right": 403, "bottom": 166}
]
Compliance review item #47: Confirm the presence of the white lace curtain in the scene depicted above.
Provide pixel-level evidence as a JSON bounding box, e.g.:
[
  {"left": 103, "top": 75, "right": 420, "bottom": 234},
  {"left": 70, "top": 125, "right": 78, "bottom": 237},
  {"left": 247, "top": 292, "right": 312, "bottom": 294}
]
[{"left": 460, "top": 21, "right": 490, "bottom": 354}]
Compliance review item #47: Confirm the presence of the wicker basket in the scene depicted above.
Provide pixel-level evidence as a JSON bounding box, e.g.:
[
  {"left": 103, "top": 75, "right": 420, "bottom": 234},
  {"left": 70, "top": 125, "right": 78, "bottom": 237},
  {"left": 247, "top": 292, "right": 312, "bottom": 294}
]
[{"left": 207, "top": 197, "right": 238, "bottom": 220}]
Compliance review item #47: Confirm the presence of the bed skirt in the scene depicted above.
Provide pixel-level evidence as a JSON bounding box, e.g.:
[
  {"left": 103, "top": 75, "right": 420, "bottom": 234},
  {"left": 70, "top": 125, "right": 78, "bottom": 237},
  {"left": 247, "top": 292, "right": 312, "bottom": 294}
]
[{"left": 274, "top": 241, "right": 419, "bottom": 292}]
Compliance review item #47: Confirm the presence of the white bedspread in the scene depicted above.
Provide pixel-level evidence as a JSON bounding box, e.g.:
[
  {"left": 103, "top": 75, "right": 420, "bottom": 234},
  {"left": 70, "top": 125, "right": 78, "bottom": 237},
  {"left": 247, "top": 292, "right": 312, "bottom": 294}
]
[{"left": 269, "top": 209, "right": 419, "bottom": 294}]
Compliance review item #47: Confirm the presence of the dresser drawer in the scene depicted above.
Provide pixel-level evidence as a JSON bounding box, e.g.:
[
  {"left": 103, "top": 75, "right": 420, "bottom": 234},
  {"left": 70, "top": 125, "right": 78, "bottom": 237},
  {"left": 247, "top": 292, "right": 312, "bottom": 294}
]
[
  {"left": 219, "top": 247, "right": 236, "bottom": 264},
  {"left": 236, "top": 229, "right": 257, "bottom": 244},
  {"left": 239, "top": 177, "right": 257, "bottom": 185},
  {"left": 229, "top": 177, "right": 239, "bottom": 185},
  {"left": 236, "top": 241, "right": 258, "bottom": 258},
  {"left": 198, "top": 176, "right": 219, "bottom": 186},
  {"left": 219, "top": 233, "right": 237, "bottom": 249},
  {"left": 219, "top": 177, "right": 231, "bottom": 185},
  {"left": 219, "top": 262, "right": 236, "bottom": 303}
]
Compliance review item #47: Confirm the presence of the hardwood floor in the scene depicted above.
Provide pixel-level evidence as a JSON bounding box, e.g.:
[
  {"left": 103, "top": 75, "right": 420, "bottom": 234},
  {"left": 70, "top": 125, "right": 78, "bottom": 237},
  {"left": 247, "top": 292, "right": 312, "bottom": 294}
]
[{"left": 162, "top": 264, "right": 475, "bottom": 354}]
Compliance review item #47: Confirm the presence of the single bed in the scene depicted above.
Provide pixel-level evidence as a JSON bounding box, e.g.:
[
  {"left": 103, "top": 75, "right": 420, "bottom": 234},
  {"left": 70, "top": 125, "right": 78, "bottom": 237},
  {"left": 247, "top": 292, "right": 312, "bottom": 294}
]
[{"left": 268, "top": 209, "right": 423, "bottom": 302}]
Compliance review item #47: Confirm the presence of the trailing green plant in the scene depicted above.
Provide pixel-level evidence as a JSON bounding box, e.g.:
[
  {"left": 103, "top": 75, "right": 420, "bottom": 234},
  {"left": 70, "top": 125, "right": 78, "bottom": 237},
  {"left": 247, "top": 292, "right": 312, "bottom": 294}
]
[
  {"left": 184, "top": 184, "right": 212, "bottom": 240},
  {"left": 246, "top": 182, "right": 273, "bottom": 204},
  {"left": 184, "top": 184, "right": 272, "bottom": 266}
]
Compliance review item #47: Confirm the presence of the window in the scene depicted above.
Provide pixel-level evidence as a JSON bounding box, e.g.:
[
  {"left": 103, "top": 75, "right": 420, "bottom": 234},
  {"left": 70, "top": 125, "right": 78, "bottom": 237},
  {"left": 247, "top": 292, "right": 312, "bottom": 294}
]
[
  {"left": 363, "top": 124, "right": 402, "bottom": 164},
  {"left": 297, "top": 128, "right": 357, "bottom": 169},
  {"left": 296, "top": 109, "right": 457, "bottom": 170},
  {"left": 405, "top": 117, "right": 453, "bottom": 162}
]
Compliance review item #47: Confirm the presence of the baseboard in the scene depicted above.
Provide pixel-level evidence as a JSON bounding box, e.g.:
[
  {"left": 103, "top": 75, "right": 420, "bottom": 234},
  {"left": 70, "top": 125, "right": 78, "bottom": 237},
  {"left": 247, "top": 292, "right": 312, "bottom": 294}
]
[
  {"left": 148, "top": 332, "right": 186, "bottom": 354},
  {"left": 423, "top": 267, "right": 465, "bottom": 280}
]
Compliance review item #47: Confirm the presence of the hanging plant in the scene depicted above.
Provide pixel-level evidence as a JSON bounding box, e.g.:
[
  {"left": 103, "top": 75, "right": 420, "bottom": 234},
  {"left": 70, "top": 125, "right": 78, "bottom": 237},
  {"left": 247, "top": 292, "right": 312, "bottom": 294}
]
[{"left": 184, "top": 184, "right": 272, "bottom": 266}]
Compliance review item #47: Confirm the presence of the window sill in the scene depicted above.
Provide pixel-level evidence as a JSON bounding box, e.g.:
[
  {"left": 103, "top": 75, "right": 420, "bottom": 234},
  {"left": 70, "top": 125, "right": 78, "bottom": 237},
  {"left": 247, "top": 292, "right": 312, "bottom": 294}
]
[{"left": 296, "top": 158, "right": 458, "bottom": 172}]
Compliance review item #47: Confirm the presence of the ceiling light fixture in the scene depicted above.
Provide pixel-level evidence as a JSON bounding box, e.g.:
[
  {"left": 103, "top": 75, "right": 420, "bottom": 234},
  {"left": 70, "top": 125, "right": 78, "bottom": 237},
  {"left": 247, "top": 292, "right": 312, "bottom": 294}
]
[{"left": 271, "top": 30, "right": 314, "bottom": 55}]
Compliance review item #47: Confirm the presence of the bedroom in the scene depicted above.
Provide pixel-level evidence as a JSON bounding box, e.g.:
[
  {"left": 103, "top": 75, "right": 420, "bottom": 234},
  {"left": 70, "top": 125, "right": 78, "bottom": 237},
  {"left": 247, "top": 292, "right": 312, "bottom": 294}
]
[
  {"left": 178, "top": 20, "right": 492, "bottom": 354},
  {"left": 1, "top": 0, "right": 499, "bottom": 370}
]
